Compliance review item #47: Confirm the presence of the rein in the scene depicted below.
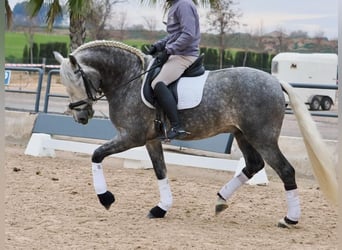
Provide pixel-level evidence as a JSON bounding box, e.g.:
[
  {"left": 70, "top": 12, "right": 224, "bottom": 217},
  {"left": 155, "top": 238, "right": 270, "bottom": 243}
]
[
  {"left": 69, "top": 58, "right": 161, "bottom": 110},
  {"left": 108, "top": 58, "right": 162, "bottom": 91}
]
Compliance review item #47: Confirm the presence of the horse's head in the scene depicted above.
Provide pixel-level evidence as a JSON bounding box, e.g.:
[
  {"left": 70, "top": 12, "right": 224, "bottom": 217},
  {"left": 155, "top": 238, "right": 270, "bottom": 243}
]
[{"left": 54, "top": 51, "right": 102, "bottom": 124}]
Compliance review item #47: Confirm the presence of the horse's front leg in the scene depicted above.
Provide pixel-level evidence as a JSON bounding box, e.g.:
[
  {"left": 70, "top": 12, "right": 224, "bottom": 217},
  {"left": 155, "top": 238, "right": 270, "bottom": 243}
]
[
  {"left": 91, "top": 136, "right": 142, "bottom": 210},
  {"left": 145, "top": 139, "right": 172, "bottom": 219}
]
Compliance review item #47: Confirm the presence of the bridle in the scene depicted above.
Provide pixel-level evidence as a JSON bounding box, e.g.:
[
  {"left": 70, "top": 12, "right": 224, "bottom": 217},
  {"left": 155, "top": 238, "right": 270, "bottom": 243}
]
[{"left": 68, "top": 61, "right": 104, "bottom": 110}]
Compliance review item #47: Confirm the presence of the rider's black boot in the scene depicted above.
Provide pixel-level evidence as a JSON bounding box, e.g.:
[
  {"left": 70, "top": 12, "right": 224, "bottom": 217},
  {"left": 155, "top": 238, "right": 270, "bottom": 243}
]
[{"left": 154, "top": 82, "right": 190, "bottom": 140}]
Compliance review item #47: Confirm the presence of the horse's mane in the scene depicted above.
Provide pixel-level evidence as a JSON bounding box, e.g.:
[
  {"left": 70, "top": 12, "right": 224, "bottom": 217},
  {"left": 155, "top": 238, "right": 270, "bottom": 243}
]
[{"left": 72, "top": 40, "right": 145, "bottom": 67}]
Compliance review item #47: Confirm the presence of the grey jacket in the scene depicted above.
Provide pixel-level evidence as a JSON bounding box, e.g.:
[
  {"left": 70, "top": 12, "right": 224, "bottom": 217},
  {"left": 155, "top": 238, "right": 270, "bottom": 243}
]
[{"left": 153, "top": 0, "right": 200, "bottom": 56}]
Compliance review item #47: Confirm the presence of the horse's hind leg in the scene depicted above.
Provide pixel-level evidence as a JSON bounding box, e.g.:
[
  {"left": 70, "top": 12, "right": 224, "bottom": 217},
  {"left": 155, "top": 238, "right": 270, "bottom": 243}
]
[
  {"left": 216, "top": 131, "right": 300, "bottom": 228},
  {"left": 216, "top": 131, "right": 265, "bottom": 214},
  {"left": 145, "top": 139, "right": 172, "bottom": 219},
  {"left": 256, "top": 144, "right": 301, "bottom": 228}
]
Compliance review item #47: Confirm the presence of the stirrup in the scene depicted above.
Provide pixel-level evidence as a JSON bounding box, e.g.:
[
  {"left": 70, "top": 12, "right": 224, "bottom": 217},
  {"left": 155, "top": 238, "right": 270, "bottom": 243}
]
[{"left": 159, "top": 127, "right": 190, "bottom": 141}]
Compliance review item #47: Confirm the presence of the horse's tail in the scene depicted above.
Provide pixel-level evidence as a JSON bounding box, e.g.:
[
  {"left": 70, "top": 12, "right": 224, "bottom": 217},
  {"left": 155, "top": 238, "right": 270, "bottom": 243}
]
[{"left": 280, "top": 80, "right": 338, "bottom": 205}]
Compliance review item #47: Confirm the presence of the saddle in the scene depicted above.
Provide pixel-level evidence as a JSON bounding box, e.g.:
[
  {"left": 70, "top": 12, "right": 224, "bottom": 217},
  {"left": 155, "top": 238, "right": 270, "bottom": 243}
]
[
  {"left": 142, "top": 54, "right": 206, "bottom": 137},
  {"left": 142, "top": 54, "right": 205, "bottom": 107}
]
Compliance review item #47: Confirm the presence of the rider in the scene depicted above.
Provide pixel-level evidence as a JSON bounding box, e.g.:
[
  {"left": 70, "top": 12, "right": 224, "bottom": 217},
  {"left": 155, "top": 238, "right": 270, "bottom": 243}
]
[{"left": 147, "top": 0, "right": 201, "bottom": 140}]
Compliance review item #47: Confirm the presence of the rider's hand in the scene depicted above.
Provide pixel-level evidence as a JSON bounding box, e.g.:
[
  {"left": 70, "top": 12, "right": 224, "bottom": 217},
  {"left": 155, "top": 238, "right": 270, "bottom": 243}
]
[
  {"left": 157, "top": 50, "right": 170, "bottom": 65},
  {"left": 146, "top": 45, "right": 157, "bottom": 56}
]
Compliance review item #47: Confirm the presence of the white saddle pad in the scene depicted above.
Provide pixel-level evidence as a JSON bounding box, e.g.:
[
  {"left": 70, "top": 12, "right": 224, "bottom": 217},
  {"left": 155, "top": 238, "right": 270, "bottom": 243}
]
[
  {"left": 176, "top": 71, "right": 209, "bottom": 110},
  {"left": 141, "top": 63, "right": 209, "bottom": 110}
]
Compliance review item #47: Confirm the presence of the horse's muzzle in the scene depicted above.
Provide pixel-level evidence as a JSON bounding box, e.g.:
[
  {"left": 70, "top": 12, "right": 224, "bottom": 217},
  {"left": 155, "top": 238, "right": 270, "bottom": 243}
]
[{"left": 73, "top": 105, "right": 94, "bottom": 124}]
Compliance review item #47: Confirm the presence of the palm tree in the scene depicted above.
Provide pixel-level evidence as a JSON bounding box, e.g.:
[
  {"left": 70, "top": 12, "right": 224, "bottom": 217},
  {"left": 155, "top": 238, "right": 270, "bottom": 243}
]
[{"left": 27, "top": 0, "right": 92, "bottom": 51}]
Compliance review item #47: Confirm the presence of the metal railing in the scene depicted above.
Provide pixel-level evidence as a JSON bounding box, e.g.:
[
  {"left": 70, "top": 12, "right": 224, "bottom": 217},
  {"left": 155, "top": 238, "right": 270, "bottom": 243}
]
[
  {"left": 4, "top": 66, "right": 44, "bottom": 113},
  {"left": 43, "top": 69, "right": 68, "bottom": 113}
]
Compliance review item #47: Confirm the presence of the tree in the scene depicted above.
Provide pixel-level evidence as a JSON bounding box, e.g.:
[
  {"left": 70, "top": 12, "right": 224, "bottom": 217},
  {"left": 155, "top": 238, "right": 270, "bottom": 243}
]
[
  {"left": 206, "top": 0, "right": 241, "bottom": 68},
  {"left": 313, "top": 30, "right": 326, "bottom": 52},
  {"left": 27, "top": 0, "right": 92, "bottom": 51},
  {"left": 24, "top": 18, "right": 36, "bottom": 64},
  {"left": 253, "top": 20, "right": 265, "bottom": 52},
  {"left": 5, "top": 0, "right": 13, "bottom": 28},
  {"left": 12, "top": 2, "right": 64, "bottom": 27},
  {"left": 143, "top": 16, "right": 157, "bottom": 41},
  {"left": 86, "top": 0, "right": 123, "bottom": 40},
  {"left": 273, "top": 26, "right": 288, "bottom": 53},
  {"left": 114, "top": 12, "right": 129, "bottom": 41},
  {"left": 289, "top": 30, "right": 308, "bottom": 39}
]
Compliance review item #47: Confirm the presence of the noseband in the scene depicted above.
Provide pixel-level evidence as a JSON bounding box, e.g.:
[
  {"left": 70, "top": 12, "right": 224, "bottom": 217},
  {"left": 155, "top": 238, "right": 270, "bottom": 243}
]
[{"left": 68, "top": 61, "right": 104, "bottom": 110}]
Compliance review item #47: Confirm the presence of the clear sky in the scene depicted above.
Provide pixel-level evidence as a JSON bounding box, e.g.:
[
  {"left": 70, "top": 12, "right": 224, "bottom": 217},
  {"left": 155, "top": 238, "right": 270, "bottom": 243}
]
[{"left": 8, "top": 0, "right": 338, "bottom": 39}]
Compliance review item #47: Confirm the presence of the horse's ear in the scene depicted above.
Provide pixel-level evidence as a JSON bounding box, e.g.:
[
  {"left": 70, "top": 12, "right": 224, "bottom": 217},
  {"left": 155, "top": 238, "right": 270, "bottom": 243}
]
[
  {"left": 69, "top": 54, "right": 78, "bottom": 67},
  {"left": 53, "top": 51, "right": 65, "bottom": 64}
]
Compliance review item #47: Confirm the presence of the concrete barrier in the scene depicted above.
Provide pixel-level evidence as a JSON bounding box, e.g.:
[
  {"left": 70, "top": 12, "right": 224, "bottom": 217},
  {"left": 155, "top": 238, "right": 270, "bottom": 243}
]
[
  {"left": 5, "top": 111, "right": 37, "bottom": 143},
  {"left": 22, "top": 112, "right": 268, "bottom": 185}
]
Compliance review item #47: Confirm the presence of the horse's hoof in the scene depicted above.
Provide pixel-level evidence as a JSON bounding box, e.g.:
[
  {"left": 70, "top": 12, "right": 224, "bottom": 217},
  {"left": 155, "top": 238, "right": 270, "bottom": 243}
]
[
  {"left": 97, "top": 191, "right": 115, "bottom": 210},
  {"left": 215, "top": 204, "right": 228, "bottom": 215},
  {"left": 147, "top": 206, "right": 166, "bottom": 219},
  {"left": 215, "top": 197, "right": 228, "bottom": 215},
  {"left": 277, "top": 217, "right": 298, "bottom": 229}
]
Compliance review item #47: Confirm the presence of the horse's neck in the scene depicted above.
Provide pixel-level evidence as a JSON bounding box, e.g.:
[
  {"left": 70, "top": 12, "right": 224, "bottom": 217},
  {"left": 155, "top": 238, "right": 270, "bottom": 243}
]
[
  {"left": 80, "top": 47, "right": 145, "bottom": 103},
  {"left": 102, "top": 69, "right": 142, "bottom": 103}
]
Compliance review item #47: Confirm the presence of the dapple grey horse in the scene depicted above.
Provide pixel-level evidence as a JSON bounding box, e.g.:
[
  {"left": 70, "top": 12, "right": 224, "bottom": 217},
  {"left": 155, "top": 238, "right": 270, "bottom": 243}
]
[{"left": 54, "top": 40, "right": 337, "bottom": 228}]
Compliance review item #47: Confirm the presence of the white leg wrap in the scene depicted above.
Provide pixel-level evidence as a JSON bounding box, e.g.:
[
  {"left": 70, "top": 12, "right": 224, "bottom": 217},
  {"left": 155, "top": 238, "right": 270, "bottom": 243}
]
[
  {"left": 92, "top": 162, "right": 107, "bottom": 195},
  {"left": 157, "top": 178, "right": 173, "bottom": 211},
  {"left": 219, "top": 172, "right": 249, "bottom": 200},
  {"left": 286, "top": 189, "right": 301, "bottom": 222}
]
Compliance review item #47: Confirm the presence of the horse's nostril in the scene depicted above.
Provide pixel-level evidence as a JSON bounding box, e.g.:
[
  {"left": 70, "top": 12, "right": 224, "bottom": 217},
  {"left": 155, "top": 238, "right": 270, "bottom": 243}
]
[{"left": 79, "top": 117, "right": 88, "bottom": 124}]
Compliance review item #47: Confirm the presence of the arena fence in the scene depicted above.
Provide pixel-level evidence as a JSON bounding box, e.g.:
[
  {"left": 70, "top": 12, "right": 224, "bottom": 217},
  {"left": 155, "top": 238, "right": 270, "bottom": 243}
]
[{"left": 4, "top": 66, "right": 44, "bottom": 113}]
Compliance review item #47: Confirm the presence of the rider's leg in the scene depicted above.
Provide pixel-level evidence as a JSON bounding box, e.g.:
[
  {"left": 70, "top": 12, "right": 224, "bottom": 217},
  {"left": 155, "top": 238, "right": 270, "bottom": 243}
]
[
  {"left": 152, "top": 55, "right": 197, "bottom": 140},
  {"left": 151, "top": 55, "right": 197, "bottom": 89},
  {"left": 153, "top": 81, "right": 188, "bottom": 139}
]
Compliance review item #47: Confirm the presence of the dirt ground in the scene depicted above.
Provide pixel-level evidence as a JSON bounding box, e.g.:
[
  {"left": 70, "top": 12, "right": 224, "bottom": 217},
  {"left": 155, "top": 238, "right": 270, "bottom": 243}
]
[{"left": 5, "top": 143, "right": 338, "bottom": 250}]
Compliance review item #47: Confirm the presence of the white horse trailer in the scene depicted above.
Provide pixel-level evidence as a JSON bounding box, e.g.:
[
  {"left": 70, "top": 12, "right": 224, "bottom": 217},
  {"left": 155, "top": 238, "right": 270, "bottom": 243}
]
[{"left": 271, "top": 53, "right": 338, "bottom": 110}]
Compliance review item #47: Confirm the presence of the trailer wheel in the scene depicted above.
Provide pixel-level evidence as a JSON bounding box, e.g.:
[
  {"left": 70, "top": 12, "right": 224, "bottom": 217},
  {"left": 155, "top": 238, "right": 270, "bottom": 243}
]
[
  {"left": 310, "top": 97, "right": 320, "bottom": 110},
  {"left": 320, "top": 97, "right": 332, "bottom": 110}
]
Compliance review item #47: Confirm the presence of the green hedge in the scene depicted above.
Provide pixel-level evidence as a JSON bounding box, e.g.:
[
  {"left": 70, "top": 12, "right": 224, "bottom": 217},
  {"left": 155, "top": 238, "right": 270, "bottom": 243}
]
[
  {"left": 21, "top": 41, "right": 274, "bottom": 72},
  {"left": 141, "top": 45, "right": 274, "bottom": 72},
  {"left": 197, "top": 47, "right": 275, "bottom": 72},
  {"left": 23, "top": 43, "right": 39, "bottom": 64},
  {"left": 40, "top": 42, "right": 68, "bottom": 64},
  {"left": 22, "top": 42, "right": 68, "bottom": 64}
]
